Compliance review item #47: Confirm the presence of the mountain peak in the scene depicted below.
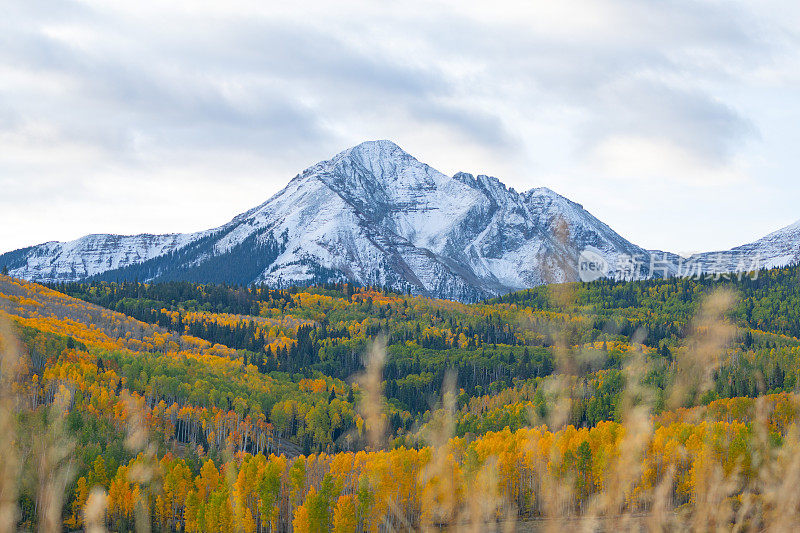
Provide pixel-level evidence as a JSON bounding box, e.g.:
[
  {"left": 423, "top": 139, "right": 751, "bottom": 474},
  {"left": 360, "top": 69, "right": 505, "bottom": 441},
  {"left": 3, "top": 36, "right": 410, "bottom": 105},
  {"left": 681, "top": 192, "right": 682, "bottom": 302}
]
[
  {"left": 338, "top": 139, "right": 408, "bottom": 162},
  {"left": 350, "top": 139, "right": 403, "bottom": 150},
  {"left": 303, "top": 140, "right": 441, "bottom": 199}
]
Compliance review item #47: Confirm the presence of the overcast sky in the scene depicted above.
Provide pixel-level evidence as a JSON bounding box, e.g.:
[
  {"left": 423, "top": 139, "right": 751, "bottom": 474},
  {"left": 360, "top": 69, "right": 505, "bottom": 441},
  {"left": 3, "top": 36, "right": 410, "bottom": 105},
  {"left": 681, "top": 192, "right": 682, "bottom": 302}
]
[{"left": 2, "top": 0, "right": 799, "bottom": 256}]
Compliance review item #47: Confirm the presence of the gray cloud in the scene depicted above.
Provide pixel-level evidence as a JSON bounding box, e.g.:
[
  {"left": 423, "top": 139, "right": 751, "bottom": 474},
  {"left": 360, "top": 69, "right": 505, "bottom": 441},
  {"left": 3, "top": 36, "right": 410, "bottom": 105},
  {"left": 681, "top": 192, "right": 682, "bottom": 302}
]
[{"left": 1, "top": 0, "right": 761, "bottom": 160}]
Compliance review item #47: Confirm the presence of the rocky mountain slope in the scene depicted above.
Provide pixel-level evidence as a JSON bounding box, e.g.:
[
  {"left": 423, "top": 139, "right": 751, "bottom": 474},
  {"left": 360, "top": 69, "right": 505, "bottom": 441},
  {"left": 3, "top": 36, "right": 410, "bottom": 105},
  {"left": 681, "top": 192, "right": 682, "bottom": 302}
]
[{"left": 687, "top": 220, "right": 800, "bottom": 276}]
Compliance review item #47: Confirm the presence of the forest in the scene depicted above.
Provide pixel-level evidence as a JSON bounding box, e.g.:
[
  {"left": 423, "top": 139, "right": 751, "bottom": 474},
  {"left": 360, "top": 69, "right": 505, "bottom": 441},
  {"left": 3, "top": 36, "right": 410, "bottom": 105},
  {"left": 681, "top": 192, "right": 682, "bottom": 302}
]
[{"left": 2, "top": 264, "right": 800, "bottom": 530}]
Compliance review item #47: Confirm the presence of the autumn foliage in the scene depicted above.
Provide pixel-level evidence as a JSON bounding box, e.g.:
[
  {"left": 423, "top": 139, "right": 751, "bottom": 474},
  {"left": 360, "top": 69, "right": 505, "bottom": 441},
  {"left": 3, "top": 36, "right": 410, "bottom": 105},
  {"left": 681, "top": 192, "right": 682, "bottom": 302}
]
[{"left": 4, "top": 270, "right": 800, "bottom": 530}]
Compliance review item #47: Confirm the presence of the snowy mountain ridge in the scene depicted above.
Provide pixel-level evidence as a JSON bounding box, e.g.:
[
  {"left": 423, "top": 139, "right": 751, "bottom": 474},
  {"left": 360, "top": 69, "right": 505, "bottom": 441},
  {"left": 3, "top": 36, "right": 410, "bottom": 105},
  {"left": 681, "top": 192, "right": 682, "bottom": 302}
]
[{"left": 2, "top": 140, "right": 797, "bottom": 301}]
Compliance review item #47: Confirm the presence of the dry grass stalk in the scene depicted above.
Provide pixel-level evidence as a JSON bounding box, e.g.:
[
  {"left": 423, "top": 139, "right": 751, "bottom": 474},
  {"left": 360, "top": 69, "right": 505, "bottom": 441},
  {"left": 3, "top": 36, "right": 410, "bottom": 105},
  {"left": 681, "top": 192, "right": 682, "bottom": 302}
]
[
  {"left": 0, "top": 319, "right": 22, "bottom": 533},
  {"left": 761, "top": 423, "right": 800, "bottom": 531},
  {"left": 357, "top": 337, "right": 388, "bottom": 450},
  {"left": 596, "top": 332, "right": 653, "bottom": 516},
  {"left": 419, "top": 371, "right": 459, "bottom": 531},
  {"left": 121, "top": 391, "right": 156, "bottom": 533},
  {"left": 461, "top": 456, "right": 502, "bottom": 532},
  {"left": 83, "top": 487, "right": 108, "bottom": 533},
  {"left": 645, "top": 465, "right": 676, "bottom": 531},
  {"left": 518, "top": 286, "right": 741, "bottom": 530},
  {"left": 0, "top": 319, "right": 78, "bottom": 533},
  {"left": 669, "top": 288, "right": 737, "bottom": 410},
  {"left": 35, "top": 388, "right": 76, "bottom": 533}
]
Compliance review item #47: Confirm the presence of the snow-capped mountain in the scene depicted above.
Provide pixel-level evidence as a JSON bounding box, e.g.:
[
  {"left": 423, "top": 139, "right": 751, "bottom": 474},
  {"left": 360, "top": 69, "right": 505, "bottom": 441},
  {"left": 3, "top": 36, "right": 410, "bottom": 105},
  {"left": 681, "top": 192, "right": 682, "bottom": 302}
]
[
  {"left": 685, "top": 219, "right": 800, "bottom": 275},
  {"left": 0, "top": 233, "right": 200, "bottom": 283},
  {"left": 1, "top": 140, "right": 797, "bottom": 300}
]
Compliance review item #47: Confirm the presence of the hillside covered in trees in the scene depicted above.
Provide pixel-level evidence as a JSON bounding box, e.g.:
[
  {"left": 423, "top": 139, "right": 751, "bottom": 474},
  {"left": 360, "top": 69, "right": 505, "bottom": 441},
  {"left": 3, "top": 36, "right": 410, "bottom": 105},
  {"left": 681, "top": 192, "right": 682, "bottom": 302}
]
[{"left": 2, "top": 264, "right": 800, "bottom": 530}]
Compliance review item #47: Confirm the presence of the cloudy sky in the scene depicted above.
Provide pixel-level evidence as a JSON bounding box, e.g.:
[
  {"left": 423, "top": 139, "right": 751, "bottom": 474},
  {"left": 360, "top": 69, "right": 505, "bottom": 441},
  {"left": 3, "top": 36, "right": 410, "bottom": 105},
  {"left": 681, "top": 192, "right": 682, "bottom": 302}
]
[{"left": 2, "top": 0, "right": 799, "bottom": 256}]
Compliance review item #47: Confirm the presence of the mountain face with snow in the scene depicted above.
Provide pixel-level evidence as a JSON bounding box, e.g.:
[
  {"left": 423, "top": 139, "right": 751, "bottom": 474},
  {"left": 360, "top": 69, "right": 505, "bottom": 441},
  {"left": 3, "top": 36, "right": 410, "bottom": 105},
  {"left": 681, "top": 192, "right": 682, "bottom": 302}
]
[
  {"left": 1, "top": 140, "right": 797, "bottom": 301},
  {"left": 0, "top": 233, "right": 200, "bottom": 283},
  {"left": 686, "top": 220, "right": 800, "bottom": 276}
]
